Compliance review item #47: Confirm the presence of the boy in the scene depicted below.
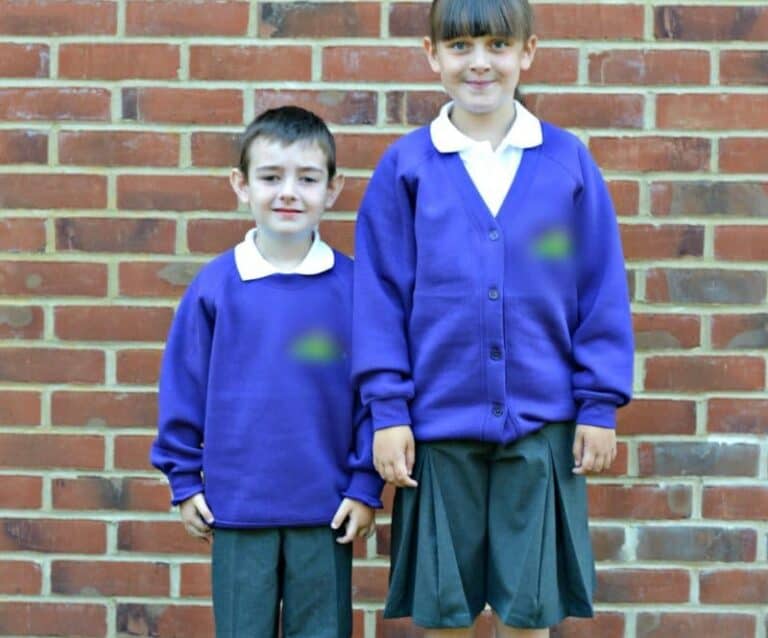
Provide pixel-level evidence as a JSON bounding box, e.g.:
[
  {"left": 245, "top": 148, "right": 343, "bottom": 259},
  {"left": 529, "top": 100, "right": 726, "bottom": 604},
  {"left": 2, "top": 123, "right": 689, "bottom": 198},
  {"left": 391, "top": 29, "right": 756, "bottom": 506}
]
[{"left": 151, "top": 106, "right": 382, "bottom": 638}]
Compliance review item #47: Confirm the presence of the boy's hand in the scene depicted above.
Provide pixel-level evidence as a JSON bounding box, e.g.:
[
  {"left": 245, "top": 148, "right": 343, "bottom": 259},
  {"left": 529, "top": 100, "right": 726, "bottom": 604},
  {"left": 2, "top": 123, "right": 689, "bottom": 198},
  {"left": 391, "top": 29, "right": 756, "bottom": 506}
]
[
  {"left": 573, "top": 424, "right": 616, "bottom": 474},
  {"left": 373, "top": 425, "right": 417, "bottom": 487},
  {"left": 179, "top": 493, "right": 214, "bottom": 541},
  {"left": 331, "top": 497, "right": 375, "bottom": 544}
]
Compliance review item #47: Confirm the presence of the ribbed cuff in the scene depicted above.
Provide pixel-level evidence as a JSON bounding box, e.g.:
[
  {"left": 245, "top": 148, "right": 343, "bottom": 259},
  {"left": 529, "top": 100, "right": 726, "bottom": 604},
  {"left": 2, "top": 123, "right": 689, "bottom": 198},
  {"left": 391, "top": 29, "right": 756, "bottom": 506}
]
[
  {"left": 370, "top": 398, "right": 411, "bottom": 431},
  {"left": 576, "top": 399, "right": 617, "bottom": 429},
  {"left": 343, "top": 471, "right": 385, "bottom": 509}
]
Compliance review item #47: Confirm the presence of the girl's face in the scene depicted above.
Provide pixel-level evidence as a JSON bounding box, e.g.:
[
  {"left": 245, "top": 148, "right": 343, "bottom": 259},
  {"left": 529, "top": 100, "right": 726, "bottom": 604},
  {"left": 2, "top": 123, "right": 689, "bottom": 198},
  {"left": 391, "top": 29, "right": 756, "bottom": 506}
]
[{"left": 424, "top": 33, "right": 536, "bottom": 125}]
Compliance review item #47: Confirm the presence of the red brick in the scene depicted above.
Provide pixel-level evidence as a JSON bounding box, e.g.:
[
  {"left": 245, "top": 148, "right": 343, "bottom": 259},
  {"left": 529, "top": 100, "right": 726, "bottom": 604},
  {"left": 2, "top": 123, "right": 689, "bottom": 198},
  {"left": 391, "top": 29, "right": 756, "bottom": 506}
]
[
  {"left": 116, "top": 349, "right": 162, "bottom": 385},
  {"left": 608, "top": 180, "right": 639, "bottom": 216},
  {"left": 0, "top": 43, "right": 48, "bottom": 78},
  {"left": 260, "top": 2, "right": 379, "bottom": 37},
  {"left": 0, "top": 217, "right": 46, "bottom": 252},
  {"left": 0, "top": 261, "right": 107, "bottom": 296},
  {"left": 114, "top": 434, "right": 155, "bottom": 470},
  {"left": 0, "top": 348, "right": 104, "bottom": 383},
  {"left": 0, "top": 87, "right": 109, "bottom": 121},
  {"left": 0, "top": 602, "right": 106, "bottom": 637},
  {"left": 637, "top": 612, "right": 755, "bottom": 638},
  {"left": 639, "top": 441, "right": 759, "bottom": 477},
  {"left": 336, "top": 133, "right": 398, "bottom": 171},
  {"left": 119, "top": 261, "right": 202, "bottom": 298},
  {"left": 387, "top": 2, "right": 430, "bottom": 37},
  {"left": 721, "top": 50, "right": 768, "bottom": 85},
  {"left": 708, "top": 398, "right": 768, "bottom": 435},
  {"left": 712, "top": 313, "right": 768, "bottom": 349},
  {"left": 119, "top": 521, "right": 211, "bottom": 555},
  {"left": 646, "top": 268, "right": 766, "bottom": 304},
  {"left": 551, "top": 614, "right": 625, "bottom": 638},
  {"left": 592, "top": 137, "right": 710, "bottom": 172},
  {"left": 187, "top": 218, "right": 252, "bottom": 254},
  {"left": 191, "top": 132, "right": 239, "bottom": 168},
  {"left": 720, "top": 138, "right": 768, "bottom": 173},
  {"left": 0, "top": 173, "right": 106, "bottom": 208},
  {"left": 0, "top": 433, "right": 104, "bottom": 469},
  {"left": 700, "top": 569, "right": 768, "bottom": 604},
  {"left": 645, "top": 356, "right": 765, "bottom": 392},
  {"left": 527, "top": 93, "right": 644, "bottom": 129},
  {"left": 0, "top": 390, "right": 41, "bottom": 426},
  {"left": 52, "top": 391, "right": 157, "bottom": 428},
  {"left": 636, "top": 526, "right": 756, "bottom": 562},
  {"left": 658, "top": 94, "right": 768, "bottom": 130},
  {"left": 255, "top": 89, "right": 377, "bottom": 125},
  {"left": 596, "top": 569, "right": 689, "bottom": 603},
  {"left": 321, "top": 220, "right": 355, "bottom": 256},
  {"left": 333, "top": 177, "right": 367, "bottom": 212},
  {"left": 56, "top": 305, "right": 172, "bottom": 342},
  {"left": 0, "top": 518, "right": 106, "bottom": 553},
  {"left": 589, "top": 484, "right": 691, "bottom": 520},
  {"left": 60, "top": 44, "right": 179, "bottom": 80},
  {"left": 651, "top": 181, "right": 768, "bottom": 217},
  {"left": 59, "top": 130, "right": 179, "bottom": 167},
  {"left": 633, "top": 313, "right": 700, "bottom": 350},
  {"left": 521, "top": 48, "right": 579, "bottom": 84},
  {"left": 0, "top": 130, "right": 47, "bottom": 165},
  {"left": 52, "top": 560, "right": 169, "bottom": 596},
  {"left": 536, "top": 4, "right": 644, "bottom": 40},
  {"left": 591, "top": 526, "right": 626, "bottom": 561},
  {"left": 386, "top": 90, "right": 445, "bottom": 125},
  {"left": 117, "top": 603, "right": 214, "bottom": 638},
  {"left": 118, "top": 174, "right": 234, "bottom": 211},
  {"left": 0, "top": 1, "right": 116, "bottom": 35},
  {"left": 126, "top": 0, "right": 248, "bottom": 36},
  {"left": 0, "top": 304, "right": 43, "bottom": 339},
  {"left": 56, "top": 217, "right": 176, "bottom": 253},
  {"left": 620, "top": 224, "right": 704, "bottom": 260},
  {"left": 53, "top": 476, "right": 169, "bottom": 511},
  {"left": 589, "top": 50, "right": 709, "bottom": 85},
  {"left": 180, "top": 562, "right": 211, "bottom": 597},
  {"left": 655, "top": 6, "right": 768, "bottom": 41},
  {"left": 324, "top": 46, "right": 434, "bottom": 82},
  {"left": 617, "top": 399, "right": 696, "bottom": 435},
  {"left": 0, "top": 475, "right": 42, "bottom": 509},
  {"left": 123, "top": 88, "right": 242, "bottom": 125},
  {"left": 0, "top": 560, "right": 41, "bottom": 594},
  {"left": 352, "top": 565, "right": 388, "bottom": 602},
  {"left": 703, "top": 486, "right": 768, "bottom": 521},
  {"left": 715, "top": 226, "right": 768, "bottom": 261},
  {"left": 191, "top": 46, "right": 311, "bottom": 81}
]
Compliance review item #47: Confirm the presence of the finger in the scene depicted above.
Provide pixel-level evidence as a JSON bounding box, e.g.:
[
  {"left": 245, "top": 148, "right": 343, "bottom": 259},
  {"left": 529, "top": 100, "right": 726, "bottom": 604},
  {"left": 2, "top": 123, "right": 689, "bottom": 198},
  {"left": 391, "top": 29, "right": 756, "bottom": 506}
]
[
  {"left": 330, "top": 503, "right": 350, "bottom": 530},
  {"left": 337, "top": 519, "right": 358, "bottom": 544},
  {"left": 383, "top": 462, "right": 397, "bottom": 485},
  {"left": 580, "top": 445, "right": 595, "bottom": 472},
  {"left": 572, "top": 431, "right": 584, "bottom": 469},
  {"left": 405, "top": 440, "right": 415, "bottom": 476},
  {"left": 195, "top": 500, "right": 214, "bottom": 525}
]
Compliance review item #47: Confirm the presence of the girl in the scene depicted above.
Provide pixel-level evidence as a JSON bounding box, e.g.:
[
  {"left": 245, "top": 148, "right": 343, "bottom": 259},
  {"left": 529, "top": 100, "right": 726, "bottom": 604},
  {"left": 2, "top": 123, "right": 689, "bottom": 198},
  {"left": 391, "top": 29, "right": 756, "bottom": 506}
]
[{"left": 352, "top": 1, "right": 634, "bottom": 637}]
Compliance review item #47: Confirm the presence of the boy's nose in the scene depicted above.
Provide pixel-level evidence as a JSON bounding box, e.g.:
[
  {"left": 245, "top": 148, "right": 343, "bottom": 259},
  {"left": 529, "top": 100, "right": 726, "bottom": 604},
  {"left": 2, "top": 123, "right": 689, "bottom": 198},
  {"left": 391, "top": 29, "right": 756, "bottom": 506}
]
[{"left": 278, "top": 178, "right": 298, "bottom": 200}]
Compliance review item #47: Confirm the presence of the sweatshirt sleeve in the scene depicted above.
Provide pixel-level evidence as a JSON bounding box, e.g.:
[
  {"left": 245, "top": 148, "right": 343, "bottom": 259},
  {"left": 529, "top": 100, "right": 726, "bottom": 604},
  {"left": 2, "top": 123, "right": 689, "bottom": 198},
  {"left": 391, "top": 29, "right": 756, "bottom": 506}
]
[
  {"left": 150, "top": 280, "right": 213, "bottom": 505},
  {"left": 352, "top": 146, "right": 417, "bottom": 431},
  {"left": 342, "top": 397, "right": 385, "bottom": 508},
  {"left": 571, "top": 144, "right": 634, "bottom": 428}
]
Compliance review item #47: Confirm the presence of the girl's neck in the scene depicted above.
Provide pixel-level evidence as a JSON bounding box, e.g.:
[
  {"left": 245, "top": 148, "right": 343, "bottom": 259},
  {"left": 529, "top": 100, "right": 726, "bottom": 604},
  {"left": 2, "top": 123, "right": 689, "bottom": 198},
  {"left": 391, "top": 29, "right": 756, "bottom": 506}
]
[
  {"left": 450, "top": 98, "right": 518, "bottom": 150},
  {"left": 254, "top": 229, "right": 313, "bottom": 271}
]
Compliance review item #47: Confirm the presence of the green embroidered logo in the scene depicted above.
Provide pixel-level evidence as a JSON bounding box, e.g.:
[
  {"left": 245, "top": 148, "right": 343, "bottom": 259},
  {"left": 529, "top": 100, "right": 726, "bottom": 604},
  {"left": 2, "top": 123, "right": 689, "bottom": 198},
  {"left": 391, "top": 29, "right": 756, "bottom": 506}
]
[
  {"left": 533, "top": 229, "right": 572, "bottom": 259},
  {"left": 290, "top": 330, "right": 344, "bottom": 363}
]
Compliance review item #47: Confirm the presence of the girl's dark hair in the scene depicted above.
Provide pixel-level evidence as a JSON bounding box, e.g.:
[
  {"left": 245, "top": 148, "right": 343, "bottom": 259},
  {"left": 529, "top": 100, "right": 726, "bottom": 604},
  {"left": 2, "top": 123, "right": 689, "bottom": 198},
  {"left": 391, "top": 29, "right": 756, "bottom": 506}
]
[
  {"left": 238, "top": 105, "right": 336, "bottom": 179},
  {"left": 429, "top": 0, "right": 534, "bottom": 43}
]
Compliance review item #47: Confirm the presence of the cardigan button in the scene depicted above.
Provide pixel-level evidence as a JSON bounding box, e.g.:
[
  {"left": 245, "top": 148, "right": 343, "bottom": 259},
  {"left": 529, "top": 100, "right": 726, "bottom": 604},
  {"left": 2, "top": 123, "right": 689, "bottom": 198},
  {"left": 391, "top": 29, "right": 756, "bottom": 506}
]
[
  {"left": 492, "top": 404, "right": 504, "bottom": 417},
  {"left": 488, "top": 288, "right": 499, "bottom": 300},
  {"left": 489, "top": 229, "right": 500, "bottom": 241},
  {"left": 490, "top": 348, "right": 502, "bottom": 360}
]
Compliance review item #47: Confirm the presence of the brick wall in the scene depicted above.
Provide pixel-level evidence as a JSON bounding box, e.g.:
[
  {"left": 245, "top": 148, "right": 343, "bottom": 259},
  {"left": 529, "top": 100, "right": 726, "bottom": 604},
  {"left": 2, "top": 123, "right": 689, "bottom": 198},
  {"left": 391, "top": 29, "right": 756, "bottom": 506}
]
[{"left": 0, "top": 1, "right": 766, "bottom": 637}]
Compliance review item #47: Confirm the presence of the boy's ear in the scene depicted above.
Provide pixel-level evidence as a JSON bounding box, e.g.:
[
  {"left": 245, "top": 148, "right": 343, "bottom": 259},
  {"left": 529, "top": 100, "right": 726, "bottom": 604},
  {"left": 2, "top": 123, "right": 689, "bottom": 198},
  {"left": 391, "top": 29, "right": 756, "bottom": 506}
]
[
  {"left": 423, "top": 37, "right": 441, "bottom": 73},
  {"left": 520, "top": 35, "right": 537, "bottom": 71},
  {"left": 230, "top": 168, "right": 250, "bottom": 204},
  {"left": 325, "top": 173, "right": 345, "bottom": 209}
]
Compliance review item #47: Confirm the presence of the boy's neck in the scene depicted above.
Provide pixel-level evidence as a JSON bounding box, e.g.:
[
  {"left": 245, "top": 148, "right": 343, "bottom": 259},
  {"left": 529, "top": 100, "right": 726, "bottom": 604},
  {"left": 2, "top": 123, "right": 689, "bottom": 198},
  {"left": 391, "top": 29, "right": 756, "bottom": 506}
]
[
  {"left": 254, "top": 228, "right": 314, "bottom": 271},
  {"left": 450, "top": 99, "right": 517, "bottom": 151}
]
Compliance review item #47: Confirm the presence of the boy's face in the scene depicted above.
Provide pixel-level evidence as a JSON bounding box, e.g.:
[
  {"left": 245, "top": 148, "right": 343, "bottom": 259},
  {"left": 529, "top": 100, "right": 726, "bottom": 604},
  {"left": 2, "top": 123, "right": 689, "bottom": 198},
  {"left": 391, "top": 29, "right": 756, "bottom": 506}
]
[
  {"left": 424, "top": 34, "right": 536, "bottom": 121},
  {"left": 230, "top": 138, "right": 343, "bottom": 241}
]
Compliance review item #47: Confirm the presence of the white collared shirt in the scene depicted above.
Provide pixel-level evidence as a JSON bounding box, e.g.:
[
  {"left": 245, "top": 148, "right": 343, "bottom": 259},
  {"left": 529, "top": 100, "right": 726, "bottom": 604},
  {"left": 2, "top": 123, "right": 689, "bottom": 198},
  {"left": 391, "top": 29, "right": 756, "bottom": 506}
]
[
  {"left": 234, "top": 228, "right": 335, "bottom": 281},
  {"left": 430, "top": 100, "right": 543, "bottom": 216}
]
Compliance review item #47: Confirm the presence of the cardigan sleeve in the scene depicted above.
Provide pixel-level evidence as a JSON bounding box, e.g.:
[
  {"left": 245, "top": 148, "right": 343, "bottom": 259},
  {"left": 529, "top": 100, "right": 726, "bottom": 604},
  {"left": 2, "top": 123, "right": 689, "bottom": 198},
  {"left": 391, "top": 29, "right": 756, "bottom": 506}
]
[
  {"left": 571, "top": 144, "right": 634, "bottom": 428},
  {"left": 150, "top": 280, "right": 214, "bottom": 505},
  {"left": 352, "top": 146, "right": 417, "bottom": 431},
  {"left": 342, "top": 398, "right": 385, "bottom": 508}
]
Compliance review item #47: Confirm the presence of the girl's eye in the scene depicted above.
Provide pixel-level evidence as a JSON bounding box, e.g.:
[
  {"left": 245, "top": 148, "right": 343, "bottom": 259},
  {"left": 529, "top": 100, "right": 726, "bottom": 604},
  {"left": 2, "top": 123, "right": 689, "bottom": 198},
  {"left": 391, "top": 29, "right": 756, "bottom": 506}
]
[
  {"left": 490, "top": 39, "right": 509, "bottom": 49},
  {"left": 449, "top": 40, "right": 469, "bottom": 51}
]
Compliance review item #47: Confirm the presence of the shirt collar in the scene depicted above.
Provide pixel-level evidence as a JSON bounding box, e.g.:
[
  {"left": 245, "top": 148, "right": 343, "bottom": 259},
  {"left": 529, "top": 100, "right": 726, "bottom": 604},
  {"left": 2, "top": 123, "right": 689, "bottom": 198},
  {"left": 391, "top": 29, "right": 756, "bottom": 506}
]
[
  {"left": 430, "top": 100, "right": 543, "bottom": 154},
  {"left": 234, "top": 228, "right": 335, "bottom": 281}
]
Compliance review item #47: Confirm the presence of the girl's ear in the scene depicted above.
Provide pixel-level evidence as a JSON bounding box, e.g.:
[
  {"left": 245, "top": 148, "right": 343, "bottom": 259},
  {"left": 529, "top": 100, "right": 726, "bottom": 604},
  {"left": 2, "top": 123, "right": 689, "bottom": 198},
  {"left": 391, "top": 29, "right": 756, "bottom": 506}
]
[
  {"left": 230, "top": 168, "right": 250, "bottom": 204},
  {"left": 423, "top": 36, "right": 441, "bottom": 73},
  {"left": 520, "top": 35, "right": 538, "bottom": 71},
  {"left": 325, "top": 173, "right": 345, "bottom": 209}
]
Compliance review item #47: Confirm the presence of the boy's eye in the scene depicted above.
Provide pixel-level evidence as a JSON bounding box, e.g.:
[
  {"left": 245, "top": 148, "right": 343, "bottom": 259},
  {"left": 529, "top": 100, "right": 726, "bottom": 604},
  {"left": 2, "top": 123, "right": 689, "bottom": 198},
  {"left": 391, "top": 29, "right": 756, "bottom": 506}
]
[
  {"left": 260, "top": 175, "right": 279, "bottom": 182},
  {"left": 300, "top": 176, "right": 319, "bottom": 184}
]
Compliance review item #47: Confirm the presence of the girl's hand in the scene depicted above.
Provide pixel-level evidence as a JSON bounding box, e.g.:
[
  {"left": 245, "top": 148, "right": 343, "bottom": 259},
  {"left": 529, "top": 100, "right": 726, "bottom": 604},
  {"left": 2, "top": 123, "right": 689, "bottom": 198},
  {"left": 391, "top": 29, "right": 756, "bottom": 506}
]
[
  {"left": 331, "top": 498, "right": 375, "bottom": 544},
  {"left": 179, "top": 493, "right": 214, "bottom": 541},
  {"left": 572, "top": 424, "right": 616, "bottom": 474},
  {"left": 373, "top": 426, "right": 418, "bottom": 487}
]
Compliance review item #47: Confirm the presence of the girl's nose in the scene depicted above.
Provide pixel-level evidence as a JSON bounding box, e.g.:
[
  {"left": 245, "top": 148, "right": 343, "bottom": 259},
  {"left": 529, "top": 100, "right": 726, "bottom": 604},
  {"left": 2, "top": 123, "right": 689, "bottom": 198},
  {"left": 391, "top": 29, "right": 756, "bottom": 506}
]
[{"left": 469, "top": 47, "right": 491, "bottom": 71}]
